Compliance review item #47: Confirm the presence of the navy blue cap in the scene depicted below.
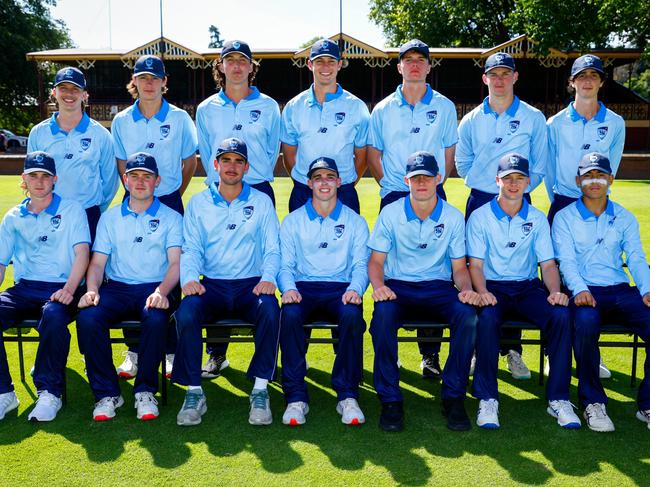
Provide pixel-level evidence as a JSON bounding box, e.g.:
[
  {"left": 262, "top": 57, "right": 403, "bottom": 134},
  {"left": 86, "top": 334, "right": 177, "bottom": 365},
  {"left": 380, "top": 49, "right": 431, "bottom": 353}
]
[
  {"left": 54, "top": 67, "right": 86, "bottom": 90},
  {"left": 125, "top": 152, "right": 159, "bottom": 176},
  {"left": 498, "top": 153, "right": 529, "bottom": 177},
  {"left": 577, "top": 152, "right": 612, "bottom": 176},
  {"left": 133, "top": 55, "right": 166, "bottom": 78},
  {"left": 398, "top": 39, "right": 430, "bottom": 61},
  {"left": 221, "top": 40, "right": 252, "bottom": 61},
  {"left": 310, "top": 39, "right": 341, "bottom": 61},
  {"left": 571, "top": 54, "right": 605, "bottom": 77},
  {"left": 307, "top": 157, "right": 339, "bottom": 178},
  {"left": 24, "top": 151, "right": 56, "bottom": 176},
  {"left": 216, "top": 137, "right": 248, "bottom": 162},
  {"left": 405, "top": 151, "right": 439, "bottom": 178},
  {"left": 484, "top": 52, "right": 516, "bottom": 72}
]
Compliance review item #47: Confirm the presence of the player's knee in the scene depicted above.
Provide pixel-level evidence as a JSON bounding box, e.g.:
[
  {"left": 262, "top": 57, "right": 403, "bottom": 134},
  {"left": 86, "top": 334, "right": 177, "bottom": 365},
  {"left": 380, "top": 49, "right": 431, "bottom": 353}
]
[
  {"left": 280, "top": 303, "right": 303, "bottom": 328},
  {"left": 141, "top": 308, "right": 169, "bottom": 332},
  {"left": 574, "top": 309, "right": 600, "bottom": 337}
]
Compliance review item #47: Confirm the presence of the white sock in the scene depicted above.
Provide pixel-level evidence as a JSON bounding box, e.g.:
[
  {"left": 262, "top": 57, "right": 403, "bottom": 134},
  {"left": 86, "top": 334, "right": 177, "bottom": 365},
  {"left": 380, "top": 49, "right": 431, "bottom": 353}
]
[
  {"left": 253, "top": 377, "right": 268, "bottom": 390},
  {"left": 188, "top": 385, "right": 203, "bottom": 394}
]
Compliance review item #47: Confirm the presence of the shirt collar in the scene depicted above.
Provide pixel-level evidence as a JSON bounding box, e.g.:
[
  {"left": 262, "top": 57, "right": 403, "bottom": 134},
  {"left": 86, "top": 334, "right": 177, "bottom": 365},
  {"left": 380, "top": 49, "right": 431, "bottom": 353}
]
[
  {"left": 307, "top": 84, "right": 343, "bottom": 107},
  {"left": 19, "top": 193, "right": 61, "bottom": 217},
  {"left": 217, "top": 86, "right": 261, "bottom": 106},
  {"left": 490, "top": 196, "right": 529, "bottom": 221},
  {"left": 482, "top": 96, "right": 519, "bottom": 117},
  {"left": 404, "top": 195, "right": 443, "bottom": 223},
  {"left": 132, "top": 98, "right": 169, "bottom": 122},
  {"left": 305, "top": 198, "right": 343, "bottom": 221},
  {"left": 569, "top": 101, "right": 607, "bottom": 123},
  {"left": 49, "top": 112, "right": 91, "bottom": 135},
  {"left": 576, "top": 197, "right": 614, "bottom": 220},
  {"left": 209, "top": 181, "right": 251, "bottom": 205},
  {"left": 120, "top": 196, "right": 161, "bottom": 217},
  {"left": 395, "top": 84, "right": 433, "bottom": 107}
]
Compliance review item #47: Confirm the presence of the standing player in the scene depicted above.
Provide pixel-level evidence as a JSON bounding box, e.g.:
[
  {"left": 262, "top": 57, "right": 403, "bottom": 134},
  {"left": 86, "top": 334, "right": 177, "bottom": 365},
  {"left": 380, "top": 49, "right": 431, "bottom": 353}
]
[
  {"left": 368, "top": 151, "right": 480, "bottom": 432},
  {"left": 172, "top": 137, "right": 281, "bottom": 427},
  {"left": 76, "top": 152, "right": 182, "bottom": 421},
  {"left": 195, "top": 39, "right": 281, "bottom": 377},
  {"left": 281, "top": 38, "right": 369, "bottom": 213},
  {"left": 279, "top": 157, "right": 369, "bottom": 426},
  {"left": 467, "top": 153, "right": 579, "bottom": 429},
  {"left": 456, "top": 52, "right": 548, "bottom": 377},
  {"left": 111, "top": 54, "right": 197, "bottom": 377},
  {"left": 552, "top": 153, "right": 650, "bottom": 432},
  {"left": 28, "top": 67, "right": 118, "bottom": 242},
  {"left": 0, "top": 152, "right": 90, "bottom": 422},
  {"left": 368, "top": 39, "right": 458, "bottom": 374}
]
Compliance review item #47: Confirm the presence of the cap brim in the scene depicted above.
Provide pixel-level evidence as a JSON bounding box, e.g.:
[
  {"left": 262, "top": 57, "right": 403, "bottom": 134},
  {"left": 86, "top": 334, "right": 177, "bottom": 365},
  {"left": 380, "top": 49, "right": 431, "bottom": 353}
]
[
  {"left": 23, "top": 167, "right": 55, "bottom": 176},
  {"left": 223, "top": 51, "right": 251, "bottom": 61},
  {"left": 217, "top": 150, "right": 248, "bottom": 162},
  {"left": 310, "top": 54, "right": 340, "bottom": 61},
  {"left": 572, "top": 67, "right": 605, "bottom": 77},
  {"left": 406, "top": 169, "right": 437, "bottom": 178},
  {"left": 577, "top": 167, "right": 611, "bottom": 176},
  {"left": 125, "top": 167, "right": 157, "bottom": 175},
  {"left": 133, "top": 71, "right": 165, "bottom": 78},
  {"left": 54, "top": 80, "right": 86, "bottom": 89},
  {"left": 485, "top": 64, "right": 515, "bottom": 72},
  {"left": 308, "top": 167, "right": 338, "bottom": 178},
  {"left": 398, "top": 48, "right": 429, "bottom": 61},
  {"left": 498, "top": 169, "right": 529, "bottom": 178}
]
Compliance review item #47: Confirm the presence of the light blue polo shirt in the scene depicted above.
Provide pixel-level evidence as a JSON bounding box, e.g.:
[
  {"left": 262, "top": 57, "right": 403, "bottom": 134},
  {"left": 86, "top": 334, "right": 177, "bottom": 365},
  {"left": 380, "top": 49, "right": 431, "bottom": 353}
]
[
  {"left": 466, "top": 197, "right": 554, "bottom": 281},
  {"left": 111, "top": 99, "right": 198, "bottom": 196},
  {"left": 0, "top": 194, "right": 90, "bottom": 283},
  {"left": 546, "top": 102, "right": 625, "bottom": 200},
  {"left": 278, "top": 199, "right": 370, "bottom": 295},
  {"left": 368, "top": 197, "right": 466, "bottom": 282},
  {"left": 281, "top": 84, "right": 370, "bottom": 185},
  {"left": 368, "top": 84, "right": 458, "bottom": 197},
  {"left": 196, "top": 87, "right": 281, "bottom": 185},
  {"left": 92, "top": 197, "right": 183, "bottom": 285},
  {"left": 181, "top": 183, "right": 280, "bottom": 287},
  {"left": 28, "top": 112, "right": 119, "bottom": 210},
  {"left": 456, "top": 97, "right": 547, "bottom": 194},
  {"left": 552, "top": 198, "right": 650, "bottom": 297}
]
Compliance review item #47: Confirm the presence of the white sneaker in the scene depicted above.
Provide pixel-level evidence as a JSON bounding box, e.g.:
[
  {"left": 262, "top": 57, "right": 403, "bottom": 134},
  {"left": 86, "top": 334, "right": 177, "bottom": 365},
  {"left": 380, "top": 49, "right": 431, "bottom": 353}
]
[
  {"left": 476, "top": 399, "right": 500, "bottom": 429},
  {"left": 249, "top": 389, "right": 272, "bottom": 425},
  {"left": 282, "top": 401, "right": 309, "bottom": 426},
  {"left": 0, "top": 391, "right": 19, "bottom": 420},
  {"left": 135, "top": 392, "right": 159, "bottom": 421},
  {"left": 177, "top": 390, "right": 207, "bottom": 426},
  {"left": 27, "top": 391, "right": 62, "bottom": 422},
  {"left": 635, "top": 409, "right": 650, "bottom": 430},
  {"left": 117, "top": 351, "right": 138, "bottom": 379},
  {"left": 165, "top": 354, "right": 174, "bottom": 379},
  {"left": 201, "top": 355, "right": 229, "bottom": 379},
  {"left": 93, "top": 395, "right": 124, "bottom": 421},
  {"left": 599, "top": 358, "right": 612, "bottom": 379},
  {"left": 547, "top": 400, "right": 581, "bottom": 429},
  {"left": 583, "top": 403, "right": 615, "bottom": 432},
  {"left": 336, "top": 398, "right": 365, "bottom": 425},
  {"left": 469, "top": 354, "right": 476, "bottom": 377},
  {"left": 506, "top": 350, "right": 531, "bottom": 380}
]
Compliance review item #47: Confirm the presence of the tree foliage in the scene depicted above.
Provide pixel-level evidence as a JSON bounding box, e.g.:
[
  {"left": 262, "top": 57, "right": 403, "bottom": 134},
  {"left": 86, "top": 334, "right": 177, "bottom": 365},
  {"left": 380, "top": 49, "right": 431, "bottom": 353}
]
[
  {"left": 208, "top": 25, "right": 223, "bottom": 49},
  {"left": 0, "top": 0, "right": 72, "bottom": 131}
]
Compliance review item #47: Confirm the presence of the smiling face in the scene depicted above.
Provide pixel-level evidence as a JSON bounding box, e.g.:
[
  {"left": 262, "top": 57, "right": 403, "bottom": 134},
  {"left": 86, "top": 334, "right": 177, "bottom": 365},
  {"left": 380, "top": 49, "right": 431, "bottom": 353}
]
[
  {"left": 216, "top": 152, "right": 249, "bottom": 186},
  {"left": 397, "top": 51, "right": 431, "bottom": 83},
  {"left": 52, "top": 82, "right": 87, "bottom": 113},
  {"left": 124, "top": 170, "right": 159, "bottom": 201},
  {"left": 22, "top": 171, "right": 57, "bottom": 199},
  {"left": 570, "top": 69, "right": 604, "bottom": 100},
  {"left": 496, "top": 173, "right": 529, "bottom": 201},
  {"left": 308, "top": 56, "right": 342, "bottom": 89},
  {"left": 132, "top": 74, "right": 167, "bottom": 102},
  {"left": 308, "top": 169, "right": 341, "bottom": 203}
]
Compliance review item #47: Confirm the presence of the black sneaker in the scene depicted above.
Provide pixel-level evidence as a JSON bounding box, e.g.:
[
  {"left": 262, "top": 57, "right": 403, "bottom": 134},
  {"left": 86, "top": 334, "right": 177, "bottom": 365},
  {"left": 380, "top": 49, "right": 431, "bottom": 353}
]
[
  {"left": 420, "top": 353, "right": 441, "bottom": 379},
  {"left": 201, "top": 355, "right": 230, "bottom": 379},
  {"left": 379, "top": 401, "right": 404, "bottom": 432},
  {"left": 442, "top": 397, "right": 471, "bottom": 431}
]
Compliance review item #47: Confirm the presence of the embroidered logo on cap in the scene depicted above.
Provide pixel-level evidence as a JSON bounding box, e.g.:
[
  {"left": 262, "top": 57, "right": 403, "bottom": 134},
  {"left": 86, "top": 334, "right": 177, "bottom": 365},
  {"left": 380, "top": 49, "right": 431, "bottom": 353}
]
[
  {"left": 145, "top": 57, "right": 153, "bottom": 68},
  {"left": 233, "top": 41, "right": 241, "bottom": 49}
]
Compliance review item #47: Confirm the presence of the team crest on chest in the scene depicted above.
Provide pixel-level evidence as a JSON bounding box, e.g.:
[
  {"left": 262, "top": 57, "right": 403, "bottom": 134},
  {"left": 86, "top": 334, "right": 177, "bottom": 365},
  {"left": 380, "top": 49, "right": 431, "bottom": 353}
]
[
  {"left": 434, "top": 223, "right": 444, "bottom": 238},
  {"left": 249, "top": 110, "right": 261, "bottom": 122},
  {"left": 149, "top": 219, "right": 160, "bottom": 232},
  {"left": 243, "top": 206, "right": 254, "bottom": 220},
  {"left": 508, "top": 120, "right": 520, "bottom": 134},
  {"left": 80, "top": 138, "right": 92, "bottom": 151},
  {"left": 50, "top": 215, "right": 61, "bottom": 229},
  {"left": 521, "top": 222, "right": 533, "bottom": 236},
  {"left": 334, "top": 224, "right": 345, "bottom": 238},
  {"left": 160, "top": 125, "right": 170, "bottom": 139},
  {"left": 426, "top": 110, "right": 437, "bottom": 124},
  {"left": 334, "top": 112, "right": 346, "bottom": 125},
  {"left": 597, "top": 126, "right": 608, "bottom": 140}
]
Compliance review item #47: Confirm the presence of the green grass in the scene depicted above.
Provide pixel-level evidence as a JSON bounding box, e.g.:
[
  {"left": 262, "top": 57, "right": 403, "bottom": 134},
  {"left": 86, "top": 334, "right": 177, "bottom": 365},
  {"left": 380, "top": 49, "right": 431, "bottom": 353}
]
[{"left": 0, "top": 176, "right": 649, "bottom": 486}]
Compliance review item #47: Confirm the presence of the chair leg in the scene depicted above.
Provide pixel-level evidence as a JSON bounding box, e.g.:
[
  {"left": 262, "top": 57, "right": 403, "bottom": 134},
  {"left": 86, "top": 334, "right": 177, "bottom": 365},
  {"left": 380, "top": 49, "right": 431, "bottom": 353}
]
[
  {"left": 62, "top": 371, "right": 67, "bottom": 406},
  {"left": 161, "top": 351, "right": 168, "bottom": 406},
  {"left": 631, "top": 334, "right": 639, "bottom": 388},
  {"left": 17, "top": 327, "right": 25, "bottom": 382},
  {"left": 538, "top": 343, "right": 544, "bottom": 386}
]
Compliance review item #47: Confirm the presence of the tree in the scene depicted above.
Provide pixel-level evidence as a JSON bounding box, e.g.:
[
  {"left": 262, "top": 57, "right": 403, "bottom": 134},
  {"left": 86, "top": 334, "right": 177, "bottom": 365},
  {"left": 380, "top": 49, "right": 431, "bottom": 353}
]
[
  {"left": 208, "top": 25, "right": 223, "bottom": 48},
  {"left": 0, "top": 0, "right": 72, "bottom": 132},
  {"left": 300, "top": 36, "right": 325, "bottom": 49}
]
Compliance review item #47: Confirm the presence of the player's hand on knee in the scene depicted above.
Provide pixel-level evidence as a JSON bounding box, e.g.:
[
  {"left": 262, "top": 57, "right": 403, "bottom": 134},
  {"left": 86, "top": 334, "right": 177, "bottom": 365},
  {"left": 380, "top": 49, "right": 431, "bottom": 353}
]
[
  {"left": 574, "top": 291, "right": 596, "bottom": 307},
  {"left": 372, "top": 285, "right": 396, "bottom": 302},
  {"left": 643, "top": 293, "right": 650, "bottom": 307},
  {"left": 478, "top": 292, "right": 498, "bottom": 306},
  {"left": 253, "top": 280, "right": 276, "bottom": 296},
  {"left": 182, "top": 280, "right": 205, "bottom": 296},
  {"left": 51, "top": 287, "right": 74, "bottom": 305},
  {"left": 458, "top": 290, "right": 481, "bottom": 306},
  {"left": 547, "top": 292, "right": 569, "bottom": 307},
  {"left": 281, "top": 290, "right": 302, "bottom": 304},
  {"left": 146, "top": 290, "right": 169, "bottom": 309},
  {"left": 342, "top": 290, "right": 362, "bottom": 305},
  {"left": 78, "top": 291, "right": 100, "bottom": 308}
]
